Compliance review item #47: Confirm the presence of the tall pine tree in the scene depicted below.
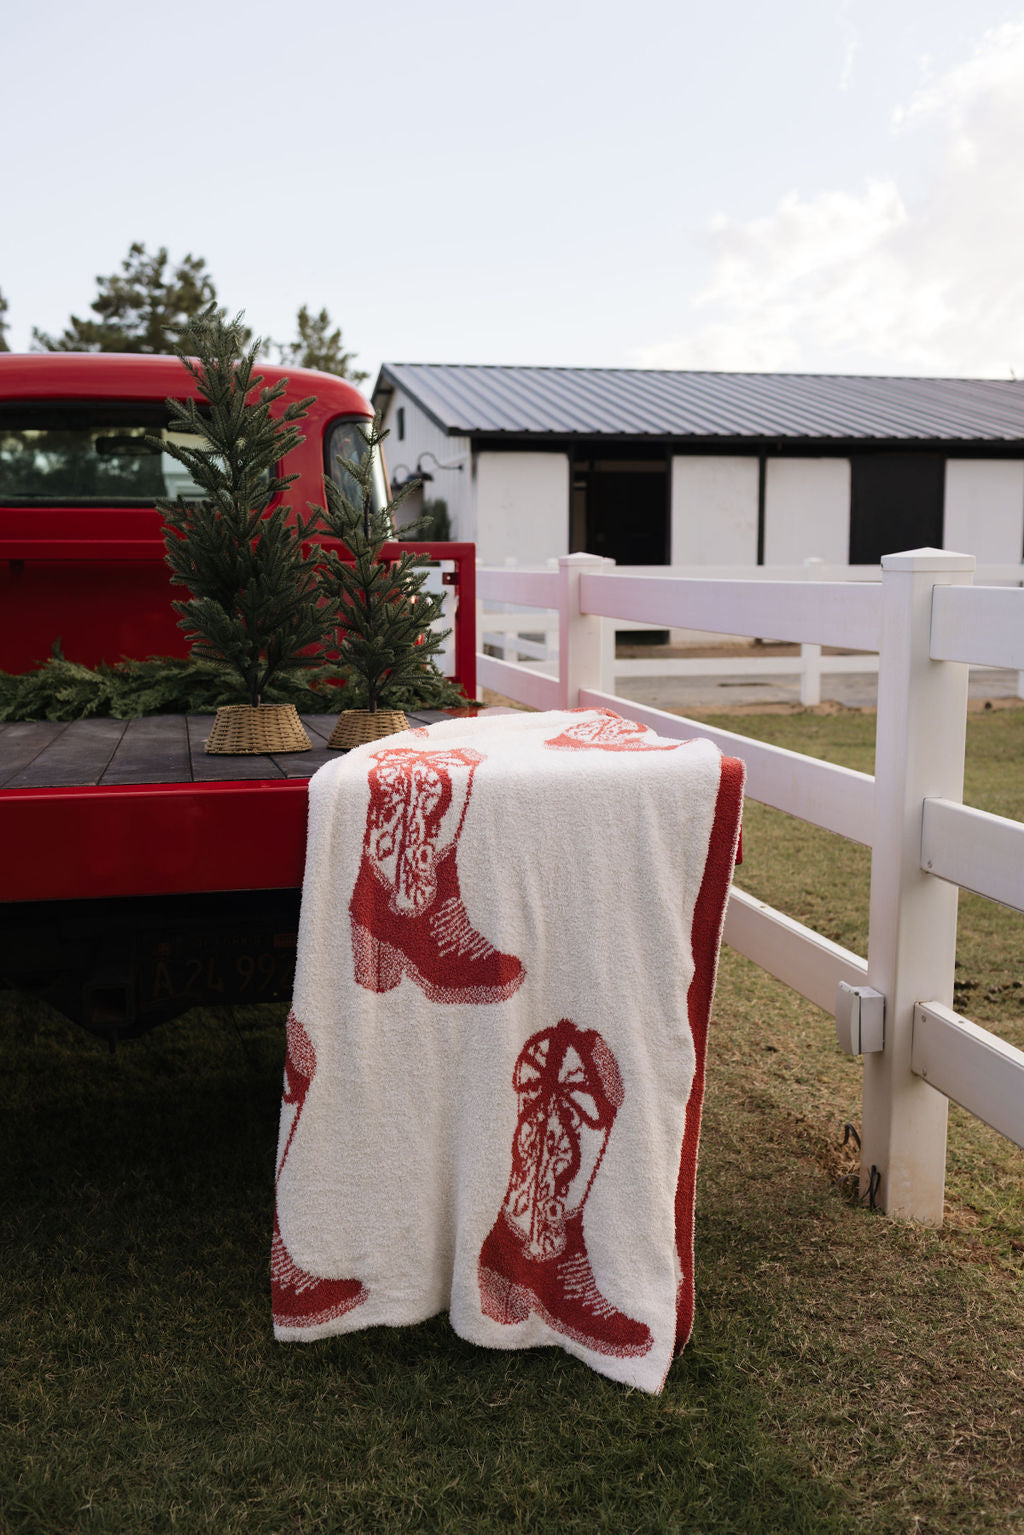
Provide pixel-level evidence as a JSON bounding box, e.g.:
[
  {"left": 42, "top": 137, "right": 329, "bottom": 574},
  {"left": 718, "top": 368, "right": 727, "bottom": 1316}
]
[
  {"left": 33, "top": 242, "right": 245, "bottom": 354},
  {"left": 274, "top": 304, "right": 367, "bottom": 382},
  {"left": 155, "top": 313, "right": 331, "bottom": 708}
]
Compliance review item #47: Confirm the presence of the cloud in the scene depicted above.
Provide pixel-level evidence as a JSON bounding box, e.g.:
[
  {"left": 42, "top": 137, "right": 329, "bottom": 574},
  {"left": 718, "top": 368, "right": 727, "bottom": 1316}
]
[{"left": 635, "top": 22, "right": 1024, "bottom": 377}]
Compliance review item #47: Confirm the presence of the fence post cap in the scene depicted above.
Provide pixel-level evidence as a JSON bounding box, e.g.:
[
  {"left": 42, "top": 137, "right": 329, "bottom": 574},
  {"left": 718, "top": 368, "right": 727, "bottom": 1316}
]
[
  {"left": 558, "top": 551, "right": 614, "bottom": 569},
  {"left": 881, "top": 548, "right": 976, "bottom": 573}
]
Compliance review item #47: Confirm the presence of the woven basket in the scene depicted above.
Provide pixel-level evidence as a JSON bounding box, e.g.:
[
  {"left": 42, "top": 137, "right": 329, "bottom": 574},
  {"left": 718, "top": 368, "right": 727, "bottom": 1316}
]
[
  {"left": 328, "top": 709, "right": 409, "bottom": 749},
  {"left": 205, "top": 703, "right": 312, "bottom": 755}
]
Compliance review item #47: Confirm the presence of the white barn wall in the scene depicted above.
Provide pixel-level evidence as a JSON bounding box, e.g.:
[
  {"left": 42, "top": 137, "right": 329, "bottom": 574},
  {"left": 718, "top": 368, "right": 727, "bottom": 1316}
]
[
  {"left": 377, "top": 388, "right": 473, "bottom": 538},
  {"left": 764, "top": 457, "right": 851, "bottom": 564},
  {"left": 379, "top": 377, "right": 1024, "bottom": 656},
  {"left": 475, "top": 452, "right": 569, "bottom": 566},
  {"left": 944, "top": 460, "right": 1024, "bottom": 564},
  {"left": 670, "top": 456, "right": 759, "bottom": 563}
]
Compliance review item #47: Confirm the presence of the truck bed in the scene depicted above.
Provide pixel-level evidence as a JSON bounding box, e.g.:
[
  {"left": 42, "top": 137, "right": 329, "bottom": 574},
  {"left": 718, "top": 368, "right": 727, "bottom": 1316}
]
[
  {"left": 0, "top": 710, "right": 450, "bottom": 904},
  {"left": 0, "top": 709, "right": 456, "bottom": 1036},
  {"left": 0, "top": 710, "right": 445, "bottom": 790}
]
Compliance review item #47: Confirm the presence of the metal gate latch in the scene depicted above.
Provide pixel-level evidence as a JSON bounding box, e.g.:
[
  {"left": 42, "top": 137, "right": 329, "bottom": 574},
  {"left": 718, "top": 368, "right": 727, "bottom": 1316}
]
[{"left": 835, "top": 982, "right": 885, "bottom": 1054}]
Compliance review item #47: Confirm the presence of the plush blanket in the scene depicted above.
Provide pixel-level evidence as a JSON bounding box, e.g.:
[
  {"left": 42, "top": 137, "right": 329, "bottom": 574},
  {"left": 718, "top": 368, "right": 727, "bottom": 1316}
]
[{"left": 272, "top": 707, "right": 744, "bottom": 1393}]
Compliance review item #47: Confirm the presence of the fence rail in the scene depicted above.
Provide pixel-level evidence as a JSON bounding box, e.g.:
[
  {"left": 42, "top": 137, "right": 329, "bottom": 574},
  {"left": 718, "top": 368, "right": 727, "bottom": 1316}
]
[
  {"left": 912, "top": 1002, "right": 1024, "bottom": 1148},
  {"left": 920, "top": 798, "right": 1024, "bottom": 909},
  {"left": 930, "top": 584, "right": 1024, "bottom": 670},
  {"left": 475, "top": 548, "right": 1024, "bottom": 1224},
  {"left": 580, "top": 569, "right": 884, "bottom": 651},
  {"left": 579, "top": 688, "right": 875, "bottom": 845},
  {"left": 723, "top": 886, "right": 869, "bottom": 1017},
  {"left": 478, "top": 558, "right": 1024, "bottom": 706}
]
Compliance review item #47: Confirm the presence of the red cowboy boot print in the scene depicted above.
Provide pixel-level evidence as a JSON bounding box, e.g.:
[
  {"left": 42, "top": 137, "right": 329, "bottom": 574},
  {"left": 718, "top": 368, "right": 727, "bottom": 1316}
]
[
  {"left": 272, "top": 1013, "right": 367, "bottom": 1329},
  {"left": 478, "top": 1018, "right": 652, "bottom": 1358},
  {"left": 544, "top": 709, "right": 685, "bottom": 752},
  {"left": 350, "top": 747, "right": 526, "bottom": 1004}
]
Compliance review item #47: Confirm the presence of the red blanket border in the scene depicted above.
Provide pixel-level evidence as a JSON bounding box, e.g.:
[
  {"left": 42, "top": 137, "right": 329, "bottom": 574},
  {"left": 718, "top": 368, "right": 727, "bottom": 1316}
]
[{"left": 673, "top": 754, "right": 746, "bottom": 1356}]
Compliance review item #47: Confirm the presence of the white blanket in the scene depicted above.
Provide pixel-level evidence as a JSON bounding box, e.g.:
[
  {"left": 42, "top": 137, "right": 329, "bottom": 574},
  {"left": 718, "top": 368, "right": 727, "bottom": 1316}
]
[{"left": 272, "top": 707, "right": 744, "bottom": 1393}]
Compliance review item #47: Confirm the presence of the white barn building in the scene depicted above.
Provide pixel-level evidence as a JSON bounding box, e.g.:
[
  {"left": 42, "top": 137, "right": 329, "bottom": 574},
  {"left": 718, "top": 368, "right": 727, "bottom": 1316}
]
[{"left": 372, "top": 364, "right": 1024, "bottom": 570}]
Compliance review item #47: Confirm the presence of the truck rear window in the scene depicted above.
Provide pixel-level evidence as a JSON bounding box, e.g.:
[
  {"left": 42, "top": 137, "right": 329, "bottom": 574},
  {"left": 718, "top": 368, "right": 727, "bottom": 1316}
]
[
  {"left": 324, "top": 417, "right": 390, "bottom": 516},
  {"left": 0, "top": 403, "right": 270, "bottom": 507}
]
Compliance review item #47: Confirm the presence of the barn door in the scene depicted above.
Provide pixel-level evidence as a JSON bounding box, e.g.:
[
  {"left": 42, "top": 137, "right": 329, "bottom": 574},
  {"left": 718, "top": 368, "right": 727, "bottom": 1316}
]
[
  {"left": 850, "top": 453, "right": 944, "bottom": 564},
  {"left": 572, "top": 461, "right": 669, "bottom": 566}
]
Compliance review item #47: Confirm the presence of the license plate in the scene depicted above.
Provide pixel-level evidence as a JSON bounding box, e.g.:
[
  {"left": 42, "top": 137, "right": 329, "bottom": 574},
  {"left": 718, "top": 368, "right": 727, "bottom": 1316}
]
[{"left": 140, "top": 926, "right": 298, "bottom": 1008}]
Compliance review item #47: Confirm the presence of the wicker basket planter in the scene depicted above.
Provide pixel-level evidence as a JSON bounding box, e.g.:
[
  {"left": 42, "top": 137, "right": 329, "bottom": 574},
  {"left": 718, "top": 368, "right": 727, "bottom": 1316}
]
[
  {"left": 328, "top": 709, "right": 409, "bottom": 749},
  {"left": 204, "top": 703, "right": 312, "bottom": 755}
]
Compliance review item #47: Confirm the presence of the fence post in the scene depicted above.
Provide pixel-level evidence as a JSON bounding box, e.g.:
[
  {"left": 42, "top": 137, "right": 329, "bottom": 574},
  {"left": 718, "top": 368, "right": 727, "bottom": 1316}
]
[
  {"left": 558, "top": 553, "right": 611, "bottom": 708},
  {"left": 474, "top": 560, "right": 485, "bottom": 700},
  {"left": 600, "top": 614, "right": 615, "bottom": 694},
  {"left": 800, "top": 557, "right": 824, "bottom": 706},
  {"left": 861, "top": 547, "right": 975, "bottom": 1223}
]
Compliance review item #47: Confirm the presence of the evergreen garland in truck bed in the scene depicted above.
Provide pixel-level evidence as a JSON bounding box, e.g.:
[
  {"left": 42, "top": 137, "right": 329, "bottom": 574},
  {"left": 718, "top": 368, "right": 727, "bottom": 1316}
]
[{"left": 0, "top": 652, "right": 465, "bottom": 722}]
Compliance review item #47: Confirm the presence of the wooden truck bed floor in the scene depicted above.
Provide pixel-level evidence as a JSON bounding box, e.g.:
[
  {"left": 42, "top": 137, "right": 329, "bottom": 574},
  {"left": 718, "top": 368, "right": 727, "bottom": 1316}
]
[
  {"left": 0, "top": 711, "right": 451, "bottom": 904},
  {"left": 0, "top": 711, "right": 455, "bottom": 790}
]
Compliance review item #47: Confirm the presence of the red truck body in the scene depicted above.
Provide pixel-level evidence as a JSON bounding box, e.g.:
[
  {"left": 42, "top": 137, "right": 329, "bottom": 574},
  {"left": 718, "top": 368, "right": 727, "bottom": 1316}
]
[
  {"left": 0, "top": 352, "right": 479, "bottom": 679},
  {"left": 0, "top": 354, "right": 478, "bottom": 1038}
]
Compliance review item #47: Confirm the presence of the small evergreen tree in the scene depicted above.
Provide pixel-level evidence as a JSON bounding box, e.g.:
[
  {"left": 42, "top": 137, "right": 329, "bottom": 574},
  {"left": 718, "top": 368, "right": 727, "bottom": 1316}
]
[
  {"left": 317, "top": 418, "right": 458, "bottom": 712},
  {"left": 154, "top": 313, "right": 331, "bottom": 708},
  {"left": 0, "top": 288, "right": 10, "bottom": 352}
]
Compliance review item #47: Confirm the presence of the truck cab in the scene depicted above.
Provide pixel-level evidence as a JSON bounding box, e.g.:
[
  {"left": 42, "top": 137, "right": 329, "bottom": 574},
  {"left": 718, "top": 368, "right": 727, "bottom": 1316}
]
[{"left": 0, "top": 353, "right": 386, "bottom": 673}]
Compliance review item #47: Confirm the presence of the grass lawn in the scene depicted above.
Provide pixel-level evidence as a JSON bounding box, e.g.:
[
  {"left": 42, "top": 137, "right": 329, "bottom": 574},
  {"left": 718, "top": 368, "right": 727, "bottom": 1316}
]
[{"left": 1, "top": 707, "right": 1022, "bottom": 1533}]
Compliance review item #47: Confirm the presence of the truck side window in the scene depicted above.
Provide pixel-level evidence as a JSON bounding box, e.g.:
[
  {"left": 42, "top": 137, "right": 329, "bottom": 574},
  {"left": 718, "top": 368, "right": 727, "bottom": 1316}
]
[{"left": 323, "top": 417, "right": 389, "bottom": 518}]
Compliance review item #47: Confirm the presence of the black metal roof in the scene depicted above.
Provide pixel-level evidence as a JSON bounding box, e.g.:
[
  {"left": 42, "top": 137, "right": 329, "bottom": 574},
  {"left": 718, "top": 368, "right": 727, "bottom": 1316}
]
[{"left": 373, "top": 363, "right": 1024, "bottom": 444}]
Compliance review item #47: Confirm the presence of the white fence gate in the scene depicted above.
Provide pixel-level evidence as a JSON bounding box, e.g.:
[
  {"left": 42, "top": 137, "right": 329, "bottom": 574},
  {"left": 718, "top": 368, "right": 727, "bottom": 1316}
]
[{"left": 475, "top": 549, "right": 1024, "bottom": 1225}]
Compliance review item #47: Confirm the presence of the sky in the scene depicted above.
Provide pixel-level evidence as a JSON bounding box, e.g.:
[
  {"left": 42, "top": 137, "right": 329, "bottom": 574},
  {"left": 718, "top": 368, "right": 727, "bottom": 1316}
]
[{"left": 4, "top": 0, "right": 1024, "bottom": 386}]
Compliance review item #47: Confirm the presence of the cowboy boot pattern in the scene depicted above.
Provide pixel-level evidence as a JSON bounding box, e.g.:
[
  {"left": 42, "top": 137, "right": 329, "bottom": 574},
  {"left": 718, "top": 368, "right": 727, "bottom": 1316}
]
[
  {"left": 478, "top": 1018, "right": 652, "bottom": 1359},
  {"left": 544, "top": 709, "right": 684, "bottom": 753},
  {"left": 272, "top": 1012, "right": 367, "bottom": 1329},
  {"left": 350, "top": 746, "right": 526, "bottom": 1004}
]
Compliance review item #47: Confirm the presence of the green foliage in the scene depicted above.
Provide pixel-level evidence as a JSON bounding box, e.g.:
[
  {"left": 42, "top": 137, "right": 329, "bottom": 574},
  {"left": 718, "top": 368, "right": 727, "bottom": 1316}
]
[
  {"left": 23, "top": 245, "right": 369, "bottom": 375},
  {"left": 332, "top": 668, "right": 465, "bottom": 713},
  {"left": 156, "top": 313, "right": 333, "bottom": 708},
  {"left": 31, "top": 241, "right": 243, "bottom": 354},
  {"left": 0, "top": 652, "right": 465, "bottom": 721},
  {"left": 0, "top": 652, "right": 352, "bottom": 721},
  {"left": 317, "top": 417, "right": 463, "bottom": 712},
  {"left": 402, "top": 497, "right": 452, "bottom": 542},
  {"left": 273, "top": 304, "right": 367, "bottom": 383},
  {"left": 0, "top": 287, "right": 10, "bottom": 352}
]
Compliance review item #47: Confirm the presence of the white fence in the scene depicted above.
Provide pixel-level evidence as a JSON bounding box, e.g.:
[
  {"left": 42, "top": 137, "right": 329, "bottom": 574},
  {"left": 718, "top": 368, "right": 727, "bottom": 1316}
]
[
  {"left": 475, "top": 549, "right": 1024, "bottom": 1224},
  {"left": 478, "top": 558, "right": 1024, "bottom": 707}
]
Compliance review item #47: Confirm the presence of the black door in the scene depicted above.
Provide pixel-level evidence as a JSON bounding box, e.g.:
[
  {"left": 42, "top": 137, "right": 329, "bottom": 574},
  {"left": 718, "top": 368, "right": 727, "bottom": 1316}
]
[
  {"left": 576, "top": 465, "right": 669, "bottom": 566},
  {"left": 572, "top": 459, "right": 670, "bottom": 641},
  {"left": 850, "top": 453, "right": 944, "bottom": 564}
]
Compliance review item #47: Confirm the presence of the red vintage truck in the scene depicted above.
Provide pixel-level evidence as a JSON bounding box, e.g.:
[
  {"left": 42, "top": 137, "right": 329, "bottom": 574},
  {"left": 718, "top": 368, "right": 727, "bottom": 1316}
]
[{"left": 0, "top": 353, "right": 477, "bottom": 1039}]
